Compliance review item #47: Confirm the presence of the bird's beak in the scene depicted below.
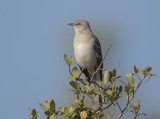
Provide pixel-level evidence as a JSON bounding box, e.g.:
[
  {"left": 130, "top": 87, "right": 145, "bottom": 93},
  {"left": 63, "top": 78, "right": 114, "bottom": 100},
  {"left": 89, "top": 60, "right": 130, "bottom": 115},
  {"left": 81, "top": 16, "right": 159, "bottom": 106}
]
[{"left": 68, "top": 23, "right": 74, "bottom": 26}]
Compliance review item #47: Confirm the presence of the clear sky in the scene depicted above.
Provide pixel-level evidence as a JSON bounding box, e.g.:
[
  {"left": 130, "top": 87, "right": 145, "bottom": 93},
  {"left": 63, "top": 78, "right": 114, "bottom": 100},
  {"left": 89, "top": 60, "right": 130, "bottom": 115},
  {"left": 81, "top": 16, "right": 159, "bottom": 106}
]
[{"left": 0, "top": 0, "right": 160, "bottom": 119}]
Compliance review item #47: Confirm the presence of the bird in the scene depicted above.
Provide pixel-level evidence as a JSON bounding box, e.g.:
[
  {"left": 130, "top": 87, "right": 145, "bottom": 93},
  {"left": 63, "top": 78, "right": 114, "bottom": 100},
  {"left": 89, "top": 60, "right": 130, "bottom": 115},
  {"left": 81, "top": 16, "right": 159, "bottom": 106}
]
[{"left": 68, "top": 19, "right": 103, "bottom": 110}]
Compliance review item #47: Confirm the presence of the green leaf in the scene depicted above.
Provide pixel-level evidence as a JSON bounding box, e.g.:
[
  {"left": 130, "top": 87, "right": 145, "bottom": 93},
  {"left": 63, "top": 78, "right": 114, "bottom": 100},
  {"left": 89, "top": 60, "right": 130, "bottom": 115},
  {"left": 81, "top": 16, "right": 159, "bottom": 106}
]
[
  {"left": 44, "top": 110, "right": 51, "bottom": 116},
  {"left": 112, "top": 80, "right": 118, "bottom": 91},
  {"left": 31, "top": 109, "right": 37, "bottom": 117},
  {"left": 149, "top": 73, "right": 156, "bottom": 78},
  {"left": 69, "top": 56, "right": 74, "bottom": 64},
  {"left": 89, "top": 89, "right": 95, "bottom": 94},
  {"left": 77, "top": 82, "right": 80, "bottom": 89},
  {"left": 129, "top": 103, "right": 134, "bottom": 109},
  {"left": 69, "top": 81, "right": 77, "bottom": 89},
  {"left": 50, "top": 99, "right": 55, "bottom": 113},
  {"left": 106, "top": 90, "right": 113, "bottom": 95},
  {"left": 68, "top": 88, "right": 75, "bottom": 92},
  {"left": 49, "top": 115, "right": 55, "bottom": 119},
  {"left": 151, "top": 74, "right": 156, "bottom": 76},
  {"left": 148, "top": 73, "right": 151, "bottom": 78},
  {"left": 131, "top": 82, "right": 137, "bottom": 88},
  {"left": 112, "top": 84, "right": 115, "bottom": 91},
  {"left": 40, "top": 103, "right": 48, "bottom": 112},
  {"left": 112, "top": 69, "right": 116, "bottom": 77},
  {"left": 137, "top": 69, "right": 144, "bottom": 74},
  {"left": 104, "top": 70, "right": 110, "bottom": 84},
  {"left": 115, "top": 76, "right": 122, "bottom": 79},
  {"left": 72, "top": 67, "right": 78, "bottom": 78},
  {"left": 83, "top": 85, "right": 87, "bottom": 91},
  {"left": 67, "top": 76, "right": 74, "bottom": 80},
  {"left": 64, "top": 54, "right": 70, "bottom": 65},
  {"left": 46, "top": 99, "right": 50, "bottom": 110},
  {"left": 124, "top": 85, "right": 131, "bottom": 92},
  {"left": 125, "top": 92, "right": 132, "bottom": 100},
  {"left": 134, "top": 107, "right": 139, "bottom": 113},
  {"left": 64, "top": 108, "right": 70, "bottom": 116},
  {"left": 74, "top": 99, "right": 82, "bottom": 105},
  {"left": 126, "top": 72, "right": 135, "bottom": 86},
  {"left": 136, "top": 98, "right": 141, "bottom": 106},
  {"left": 69, "top": 106, "right": 75, "bottom": 113},
  {"left": 63, "top": 55, "right": 73, "bottom": 65},
  {"left": 129, "top": 103, "right": 136, "bottom": 113},
  {"left": 146, "top": 66, "right": 152, "bottom": 72},
  {"left": 59, "top": 107, "right": 65, "bottom": 113},
  {"left": 99, "top": 113, "right": 104, "bottom": 118},
  {"left": 83, "top": 85, "right": 90, "bottom": 92},
  {"left": 134, "top": 64, "right": 137, "bottom": 73},
  {"left": 96, "top": 80, "right": 102, "bottom": 85}
]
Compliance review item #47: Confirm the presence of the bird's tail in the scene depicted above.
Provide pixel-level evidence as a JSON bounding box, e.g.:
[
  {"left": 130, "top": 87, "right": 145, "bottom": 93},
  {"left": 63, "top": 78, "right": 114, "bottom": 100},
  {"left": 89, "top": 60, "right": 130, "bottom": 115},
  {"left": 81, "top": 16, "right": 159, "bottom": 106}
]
[
  {"left": 91, "top": 83, "right": 102, "bottom": 110},
  {"left": 90, "top": 73, "right": 103, "bottom": 110}
]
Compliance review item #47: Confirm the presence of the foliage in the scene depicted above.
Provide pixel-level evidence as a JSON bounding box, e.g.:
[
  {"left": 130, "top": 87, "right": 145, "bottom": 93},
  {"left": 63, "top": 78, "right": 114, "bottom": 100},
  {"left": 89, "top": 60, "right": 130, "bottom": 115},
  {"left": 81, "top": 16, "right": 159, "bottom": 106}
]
[
  {"left": 28, "top": 50, "right": 155, "bottom": 119},
  {"left": 28, "top": 108, "right": 38, "bottom": 119}
]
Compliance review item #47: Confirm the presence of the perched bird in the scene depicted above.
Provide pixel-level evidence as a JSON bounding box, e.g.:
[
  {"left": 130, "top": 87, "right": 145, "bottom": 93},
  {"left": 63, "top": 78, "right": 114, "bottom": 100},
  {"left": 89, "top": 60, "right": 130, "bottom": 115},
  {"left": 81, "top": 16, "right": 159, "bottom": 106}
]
[{"left": 68, "top": 19, "right": 103, "bottom": 110}]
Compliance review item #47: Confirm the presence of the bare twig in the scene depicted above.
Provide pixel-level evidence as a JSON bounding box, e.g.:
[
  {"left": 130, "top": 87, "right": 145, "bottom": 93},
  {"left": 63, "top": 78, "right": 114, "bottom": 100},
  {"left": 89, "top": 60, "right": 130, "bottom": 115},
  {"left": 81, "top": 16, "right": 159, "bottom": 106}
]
[
  {"left": 76, "top": 79, "right": 86, "bottom": 85},
  {"left": 117, "top": 75, "right": 147, "bottom": 119},
  {"left": 89, "top": 42, "right": 112, "bottom": 85},
  {"left": 134, "top": 75, "right": 146, "bottom": 95},
  {"left": 113, "top": 60, "right": 120, "bottom": 71},
  {"left": 137, "top": 113, "right": 147, "bottom": 117},
  {"left": 86, "top": 91, "right": 113, "bottom": 112},
  {"left": 78, "top": 70, "right": 83, "bottom": 79},
  {"left": 105, "top": 76, "right": 123, "bottom": 90},
  {"left": 134, "top": 73, "right": 142, "bottom": 81},
  {"left": 117, "top": 79, "right": 127, "bottom": 85},
  {"left": 68, "top": 65, "right": 72, "bottom": 76},
  {"left": 90, "top": 81, "right": 103, "bottom": 89},
  {"left": 133, "top": 113, "right": 138, "bottom": 119},
  {"left": 115, "top": 101, "right": 122, "bottom": 112},
  {"left": 98, "top": 102, "right": 113, "bottom": 113}
]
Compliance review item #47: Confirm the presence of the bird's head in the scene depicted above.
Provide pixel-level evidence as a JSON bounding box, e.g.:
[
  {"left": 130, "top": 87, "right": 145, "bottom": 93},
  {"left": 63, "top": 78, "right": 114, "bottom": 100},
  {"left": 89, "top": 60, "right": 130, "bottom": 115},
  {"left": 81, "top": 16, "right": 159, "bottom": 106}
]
[{"left": 68, "top": 19, "right": 92, "bottom": 33}]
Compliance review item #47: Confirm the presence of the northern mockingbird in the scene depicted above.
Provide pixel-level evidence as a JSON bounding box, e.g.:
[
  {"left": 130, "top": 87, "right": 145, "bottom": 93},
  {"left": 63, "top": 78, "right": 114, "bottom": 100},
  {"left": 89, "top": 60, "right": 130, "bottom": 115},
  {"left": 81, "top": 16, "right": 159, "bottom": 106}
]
[{"left": 68, "top": 19, "right": 103, "bottom": 110}]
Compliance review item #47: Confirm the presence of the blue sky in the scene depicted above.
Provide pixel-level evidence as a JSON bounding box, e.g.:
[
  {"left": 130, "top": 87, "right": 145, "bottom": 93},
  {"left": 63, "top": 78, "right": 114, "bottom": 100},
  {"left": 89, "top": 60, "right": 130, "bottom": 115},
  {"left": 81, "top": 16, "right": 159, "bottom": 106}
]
[{"left": 0, "top": 0, "right": 160, "bottom": 119}]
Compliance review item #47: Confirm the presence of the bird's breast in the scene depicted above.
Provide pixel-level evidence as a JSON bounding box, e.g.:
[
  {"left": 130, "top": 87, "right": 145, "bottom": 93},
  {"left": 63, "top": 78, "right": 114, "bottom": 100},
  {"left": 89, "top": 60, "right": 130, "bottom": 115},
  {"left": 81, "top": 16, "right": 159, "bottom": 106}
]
[{"left": 74, "top": 40, "right": 97, "bottom": 72}]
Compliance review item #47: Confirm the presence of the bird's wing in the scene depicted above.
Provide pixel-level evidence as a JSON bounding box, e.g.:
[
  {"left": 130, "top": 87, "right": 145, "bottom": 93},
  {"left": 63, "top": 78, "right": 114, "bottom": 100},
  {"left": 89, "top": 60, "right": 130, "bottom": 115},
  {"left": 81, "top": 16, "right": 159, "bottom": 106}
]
[
  {"left": 78, "top": 64, "right": 90, "bottom": 81},
  {"left": 92, "top": 35, "right": 103, "bottom": 109},
  {"left": 92, "top": 35, "right": 103, "bottom": 80}
]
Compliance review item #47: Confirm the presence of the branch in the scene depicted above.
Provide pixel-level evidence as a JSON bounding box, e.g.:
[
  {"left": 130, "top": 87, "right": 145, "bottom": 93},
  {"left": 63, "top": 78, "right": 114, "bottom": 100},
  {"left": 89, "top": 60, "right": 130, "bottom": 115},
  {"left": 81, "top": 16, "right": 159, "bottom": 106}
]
[
  {"left": 98, "top": 102, "right": 113, "bottom": 113},
  {"left": 90, "top": 81, "right": 103, "bottom": 89},
  {"left": 68, "top": 65, "right": 87, "bottom": 85},
  {"left": 117, "top": 75, "right": 147, "bottom": 119},
  {"left": 132, "top": 113, "right": 138, "bottom": 119},
  {"left": 137, "top": 113, "right": 147, "bottom": 117},
  {"left": 68, "top": 65, "right": 72, "bottom": 76},
  {"left": 134, "top": 75, "right": 146, "bottom": 95},
  {"left": 134, "top": 74, "right": 142, "bottom": 81},
  {"left": 113, "top": 60, "right": 120, "bottom": 71},
  {"left": 115, "top": 101, "right": 122, "bottom": 112}
]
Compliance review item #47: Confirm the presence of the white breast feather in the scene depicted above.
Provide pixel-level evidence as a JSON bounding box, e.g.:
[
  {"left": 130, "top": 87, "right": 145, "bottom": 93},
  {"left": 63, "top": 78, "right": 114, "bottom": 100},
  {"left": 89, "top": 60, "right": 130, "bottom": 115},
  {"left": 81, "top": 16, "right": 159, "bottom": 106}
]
[{"left": 74, "top": 41, "right": 96, "bottom": 73}]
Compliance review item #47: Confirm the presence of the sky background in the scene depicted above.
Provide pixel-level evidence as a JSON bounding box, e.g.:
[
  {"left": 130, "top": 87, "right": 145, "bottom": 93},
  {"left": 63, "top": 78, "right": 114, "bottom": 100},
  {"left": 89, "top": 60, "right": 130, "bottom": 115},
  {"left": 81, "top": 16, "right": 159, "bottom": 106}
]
[{"left": 0, "top": 0, "right": 160, "bottom": 119}]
